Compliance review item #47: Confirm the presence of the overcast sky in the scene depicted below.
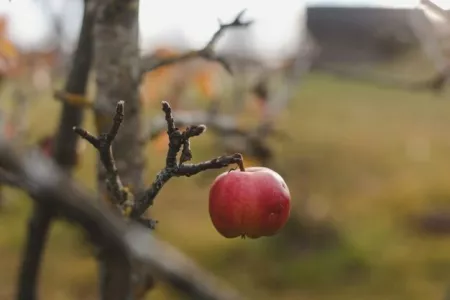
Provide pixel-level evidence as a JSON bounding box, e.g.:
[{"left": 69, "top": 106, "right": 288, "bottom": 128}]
[{"left": 0, "top": 0, "right": 448, "bottom": 51}]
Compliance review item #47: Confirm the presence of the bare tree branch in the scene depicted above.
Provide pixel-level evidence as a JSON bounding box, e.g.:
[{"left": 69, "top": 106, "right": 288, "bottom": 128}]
[
  {"left": 140, "top": 9, "right": 253, "bottom": 75},
  {"left": 144, "top": 109, "right": 277, "bottom": 166},
  {"left": 135, "top": 101, "right": 245, "bottom": 218},
  {"left": 76, "top": 100, "right": 245, "bottom": 223},
  {"left": 53, "top": 0, "right": 96, "bottom": 169},
  {"left": 16, "top": 204, "right": 52, "bottom": 300},
  {"left": 142, "top": 32, "right": 317, "bottom": 168},
  {"left": 0, "top": 139, "right": 246, "bottom": 300},
  {"left": 16, "top": 1, "right": 96, "bottom": 299},
  {"left": 73, "top": 101, "right": 130, "bottom": 208}
]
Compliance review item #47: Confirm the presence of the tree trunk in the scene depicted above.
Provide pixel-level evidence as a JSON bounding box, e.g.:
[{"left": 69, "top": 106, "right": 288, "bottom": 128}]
[
  {"left": 53, "top": 0, "right": 96, "bottom": 170},
  {"left": 93, "top": 1, "right": 151, "bottom": 298},
  {"left": 93, "top": 0, "right": 144, "bottom": 196}
]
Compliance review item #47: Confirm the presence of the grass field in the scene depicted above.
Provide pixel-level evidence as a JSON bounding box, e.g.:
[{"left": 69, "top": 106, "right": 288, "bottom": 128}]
[{"left": 2, "top": 64, "right": 450, "bottom": 300}]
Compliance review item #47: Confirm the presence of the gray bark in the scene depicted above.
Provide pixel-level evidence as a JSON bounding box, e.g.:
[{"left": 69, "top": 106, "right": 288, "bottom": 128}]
[
  {"left": 53, "top": 0, "right": 96, "bottom": 170},
  {"left": 93, "top": 1, "right": 149, "bottom": 298},
  {"left": 93, "top": 0, "right": 144, "bottom": 196},
  {"left": 16, "top": 1, "right": 96, "bottom": 299}
]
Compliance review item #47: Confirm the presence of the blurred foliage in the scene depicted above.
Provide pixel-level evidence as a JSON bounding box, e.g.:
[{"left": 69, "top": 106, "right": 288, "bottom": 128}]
[{"left": 3, "top": 53, "right": 450, "bottom": 300}]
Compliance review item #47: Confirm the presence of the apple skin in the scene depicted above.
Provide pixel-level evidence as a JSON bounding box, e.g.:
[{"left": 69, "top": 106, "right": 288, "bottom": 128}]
[{"left": 209, "top": 167, "right": 291, "bottom": 239}]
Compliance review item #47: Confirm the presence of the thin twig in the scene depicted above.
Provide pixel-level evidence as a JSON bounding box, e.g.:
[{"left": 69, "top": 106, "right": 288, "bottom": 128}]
[
  {"left": 73, "top": 101, "right": 129, "bottom": 207},
  {"left": 140, "top": 9, "right": 252, "bottom": 75},
  {"left": 143, "top": 110, "right": 283, "bottom": 166}
]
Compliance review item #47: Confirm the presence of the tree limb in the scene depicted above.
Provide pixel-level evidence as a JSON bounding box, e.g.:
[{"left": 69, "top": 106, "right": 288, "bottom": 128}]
[
  {"left": 75, "top": 101, "right": 245, "bottom": 223},
  {"left": 53, "top": 0, "right": 96, "bottom": 169},
  {"left": 140, "top": 9, "right": 253, "bottom": 76},
  {"left": 0, "top": 138, "right": 246, "bottom": 300},
  {"left": 73, "top": 101, "right": 131, "bottom": 209},
  {"left": 16, "top": 204, "right": 52, "bottom": 300},
  {"left": 132, "top": 101, "right": 245, "bottom": 218},
  {"left": 16, "top": 1, "right": 96, "bottom": 299}
]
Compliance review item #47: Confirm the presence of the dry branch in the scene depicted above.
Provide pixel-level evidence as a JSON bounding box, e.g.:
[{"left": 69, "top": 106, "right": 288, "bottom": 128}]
[
  {"left": 75, "top": 101, "right": 245, "bottom": 222},
  {"left": 140, "top": 9, "right": 252, "bottom": 75},
  {"left": 143, "top": 32, "right": 316, "bottom": 166},
  {"left": 143, "top": 110, "right": 238, "bottom": 141},
  {"left": 53, "top": 0, "right": 96, "bottom": 169},
  {"left": 134, "top": 101, "right": 243, "bottom": 218},
  {"left": 16, "top": 204, "right": 52, "bottom": 300},
  {"left": 144, "top": 109, "right": 276, "bottom": 165},
  {"left": 73, "top": 101, "right": 129, "bottom": 207},
  {"left": 0, "top": 139, "right": 246, "bottom": 300},
  {"left": 73, "top": 99, "right": 246, "bottom": 298},
  {"left": 16, "top": 1, "right": 96, "bottom": 299}
]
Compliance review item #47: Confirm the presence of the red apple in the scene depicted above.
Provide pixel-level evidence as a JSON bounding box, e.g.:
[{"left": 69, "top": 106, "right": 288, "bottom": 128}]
[{"left": 209, "top": 167, "right": 291, "bottom": 239}]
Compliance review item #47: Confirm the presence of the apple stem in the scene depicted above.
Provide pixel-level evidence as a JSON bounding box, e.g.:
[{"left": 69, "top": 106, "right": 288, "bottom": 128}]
[{"left": 237, "top": 158, "right": 246, "bottom": 172}]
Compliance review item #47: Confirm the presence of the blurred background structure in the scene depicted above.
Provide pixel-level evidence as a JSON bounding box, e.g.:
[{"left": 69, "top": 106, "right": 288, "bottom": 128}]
[{"left": 2, "top": 0, "right": 450, "bottom": 299}]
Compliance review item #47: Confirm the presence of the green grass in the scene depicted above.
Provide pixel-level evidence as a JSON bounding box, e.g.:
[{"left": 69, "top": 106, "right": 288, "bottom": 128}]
[{"left": 3, "top": 65, "right": 450, "bottom": 299}]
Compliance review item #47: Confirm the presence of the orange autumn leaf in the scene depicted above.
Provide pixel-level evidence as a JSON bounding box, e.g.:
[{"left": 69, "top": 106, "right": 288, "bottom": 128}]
[
  {"left": 0, "top": 18, "right": 19, "bottom": 76},
  {"left": 0, "top": 17, "right": 58, "bottom": 82},
  {"left": 0, "top": 17, "right": 7, "bottom": 37},
  {"left": 140, "top": 47, "right": 180, "bottom": 106},
  {"left": 0, "top": 38, "right": 17, "bottom": 60},
  {"left": 194, "top": 67, "right": 214, "bottom": 99},
  {"left": 140, "top": 46, "right": 221, "bottom": 107}
]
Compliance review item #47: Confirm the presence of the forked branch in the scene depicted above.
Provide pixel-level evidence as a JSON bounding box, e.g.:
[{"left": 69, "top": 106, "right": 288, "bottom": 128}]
[
  {"left": 73, "top": 101, "right": 129, "bottom": 207},
  {"left": 140, "top": 9, "right": 253, "bottom": 75},
  {"left": 133, "top": 101, "right": 244, "bottom": 218},
  {"left": 74, "top": 100, "right": 245, "bottom": 223}
]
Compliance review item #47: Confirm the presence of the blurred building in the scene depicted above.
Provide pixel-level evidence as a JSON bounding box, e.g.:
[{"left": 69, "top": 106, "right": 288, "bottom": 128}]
[{"left": 306, "top": 6, "right": 421, "bottom": 65}]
